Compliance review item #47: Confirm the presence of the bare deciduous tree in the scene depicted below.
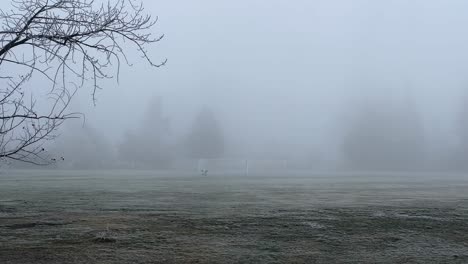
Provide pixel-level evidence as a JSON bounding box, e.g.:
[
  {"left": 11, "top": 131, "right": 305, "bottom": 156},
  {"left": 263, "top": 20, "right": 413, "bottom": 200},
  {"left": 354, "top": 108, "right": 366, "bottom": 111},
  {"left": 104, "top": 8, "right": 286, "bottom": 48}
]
[{"left": 0, "top": 0, "right": 165, "bottom": 165}]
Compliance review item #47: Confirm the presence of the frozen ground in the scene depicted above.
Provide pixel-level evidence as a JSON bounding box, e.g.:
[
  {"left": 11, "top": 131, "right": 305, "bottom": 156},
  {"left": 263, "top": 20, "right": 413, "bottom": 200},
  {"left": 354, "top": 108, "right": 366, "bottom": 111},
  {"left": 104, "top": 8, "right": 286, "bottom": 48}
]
[{"left": 0, "top": 170, "right": 467, "bottom": 263}]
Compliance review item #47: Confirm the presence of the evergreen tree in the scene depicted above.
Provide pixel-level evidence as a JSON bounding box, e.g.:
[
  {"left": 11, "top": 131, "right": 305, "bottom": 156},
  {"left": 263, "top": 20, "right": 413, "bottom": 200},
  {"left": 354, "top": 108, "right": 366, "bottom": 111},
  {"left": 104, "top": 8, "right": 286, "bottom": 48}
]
[{"left": 186, "top": 107, "right": 224, "bottom": 158}]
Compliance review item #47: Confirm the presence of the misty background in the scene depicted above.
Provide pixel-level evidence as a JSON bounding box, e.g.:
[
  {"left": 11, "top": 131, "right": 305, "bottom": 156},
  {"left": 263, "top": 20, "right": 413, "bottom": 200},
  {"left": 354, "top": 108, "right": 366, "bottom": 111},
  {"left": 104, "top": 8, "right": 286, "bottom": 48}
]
[{"left": 15, "top": 0, "right": 468, "bottom": 171}]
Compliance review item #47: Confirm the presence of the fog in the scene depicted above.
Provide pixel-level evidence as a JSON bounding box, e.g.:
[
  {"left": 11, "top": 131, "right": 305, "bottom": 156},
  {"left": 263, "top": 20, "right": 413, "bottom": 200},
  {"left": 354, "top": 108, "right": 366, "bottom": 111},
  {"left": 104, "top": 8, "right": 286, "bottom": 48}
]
[{"left": 23, "top": 0, "right": 468, "bottom": 171}]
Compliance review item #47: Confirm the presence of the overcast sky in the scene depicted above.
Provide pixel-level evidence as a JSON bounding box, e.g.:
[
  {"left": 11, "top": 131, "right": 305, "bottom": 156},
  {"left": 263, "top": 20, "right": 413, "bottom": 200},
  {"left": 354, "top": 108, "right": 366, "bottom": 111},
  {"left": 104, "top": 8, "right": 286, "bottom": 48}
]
[{"left": 68, "top": 0, "right": 468, "bottom": 160}]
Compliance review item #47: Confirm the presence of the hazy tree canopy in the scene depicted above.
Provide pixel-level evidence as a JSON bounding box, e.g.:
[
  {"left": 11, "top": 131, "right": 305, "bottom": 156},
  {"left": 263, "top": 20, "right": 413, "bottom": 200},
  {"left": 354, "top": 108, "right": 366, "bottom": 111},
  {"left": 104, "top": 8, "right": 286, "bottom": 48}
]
[
  {"left": 458, "top": 96, "right": 468, "bottom": 147},
  {"left": 448, "top": 96, "right": 468, "bottom": 170},
  {"left": 186, "top": 107, "right": 224, "bottom": 159},
  {"left": 51, "top": 122, "right": 114, "bottom": 169},
  {"left": 342, "top": 101, "right": 425, "bottom": 171},
  {"left": 118, "top": 97, "right": 172, "bottom": 168}
]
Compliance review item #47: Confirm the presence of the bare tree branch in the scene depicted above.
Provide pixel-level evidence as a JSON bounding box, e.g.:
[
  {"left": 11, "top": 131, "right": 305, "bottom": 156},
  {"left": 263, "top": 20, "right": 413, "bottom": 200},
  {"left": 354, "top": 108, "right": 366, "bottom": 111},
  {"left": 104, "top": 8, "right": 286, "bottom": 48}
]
[{"left": 0, "top": 0, "right": 165, "bottom": 165}]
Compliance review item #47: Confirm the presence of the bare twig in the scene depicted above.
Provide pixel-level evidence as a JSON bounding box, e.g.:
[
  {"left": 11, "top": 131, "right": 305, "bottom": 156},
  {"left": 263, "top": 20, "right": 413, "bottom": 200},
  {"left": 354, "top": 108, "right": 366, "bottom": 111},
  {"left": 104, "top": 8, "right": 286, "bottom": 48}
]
[{"left": 0, "top": 0, "right": 164, "bottom": 164}]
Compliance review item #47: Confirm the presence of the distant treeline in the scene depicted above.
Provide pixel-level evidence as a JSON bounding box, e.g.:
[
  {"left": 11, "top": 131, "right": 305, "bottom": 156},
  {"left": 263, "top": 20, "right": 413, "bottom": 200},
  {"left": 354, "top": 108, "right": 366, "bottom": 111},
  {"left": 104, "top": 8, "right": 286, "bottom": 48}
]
[{"left": 9, "top": 96, "right": 468, "bottom": 172}]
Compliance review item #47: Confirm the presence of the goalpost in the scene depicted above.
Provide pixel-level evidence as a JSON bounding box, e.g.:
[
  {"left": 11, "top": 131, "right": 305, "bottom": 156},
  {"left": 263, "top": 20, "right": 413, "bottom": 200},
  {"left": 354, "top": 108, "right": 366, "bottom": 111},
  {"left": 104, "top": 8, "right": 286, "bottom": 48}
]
[{"left": 197, "top": 158, "right": 288, "bottom": 175}]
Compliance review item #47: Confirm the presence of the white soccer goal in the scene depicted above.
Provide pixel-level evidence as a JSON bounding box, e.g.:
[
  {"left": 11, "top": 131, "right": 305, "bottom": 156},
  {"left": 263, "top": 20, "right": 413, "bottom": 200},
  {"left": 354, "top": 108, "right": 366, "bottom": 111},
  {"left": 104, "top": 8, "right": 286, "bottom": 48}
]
[{"left": 197, "top": 158, "right": 288, "bottom": 175}]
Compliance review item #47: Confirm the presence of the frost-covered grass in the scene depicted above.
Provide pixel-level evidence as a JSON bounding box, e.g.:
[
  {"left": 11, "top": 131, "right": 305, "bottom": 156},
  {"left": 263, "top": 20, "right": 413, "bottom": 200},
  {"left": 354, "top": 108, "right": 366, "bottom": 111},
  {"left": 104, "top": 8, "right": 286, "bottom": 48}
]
[{"left": 0, "top": 170, "right": 467, "bottom": 263}]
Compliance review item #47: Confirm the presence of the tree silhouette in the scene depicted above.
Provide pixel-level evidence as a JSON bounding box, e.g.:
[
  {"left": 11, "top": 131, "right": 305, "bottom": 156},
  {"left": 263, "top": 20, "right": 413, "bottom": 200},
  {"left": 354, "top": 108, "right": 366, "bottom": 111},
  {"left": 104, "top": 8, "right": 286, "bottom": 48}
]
[
  {"left": 0, "top": 0, "right": 165, "bottom": 164},
  {"left": 342, "top": 100, "right": 425, "bottom": 171},
  {"left": 186, "top": 107, "right": 224, "bottom": 159},
  {"left": 118, "top": 97, "right": 172, "bottom": 168}
]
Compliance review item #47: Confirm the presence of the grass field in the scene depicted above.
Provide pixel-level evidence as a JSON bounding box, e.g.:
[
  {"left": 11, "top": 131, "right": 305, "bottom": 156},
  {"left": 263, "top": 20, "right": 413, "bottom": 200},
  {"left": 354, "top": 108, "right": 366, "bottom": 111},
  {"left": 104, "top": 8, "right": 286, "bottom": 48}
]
[{"left": 0, "top": 170, "right": 467, "bottom": 263}]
